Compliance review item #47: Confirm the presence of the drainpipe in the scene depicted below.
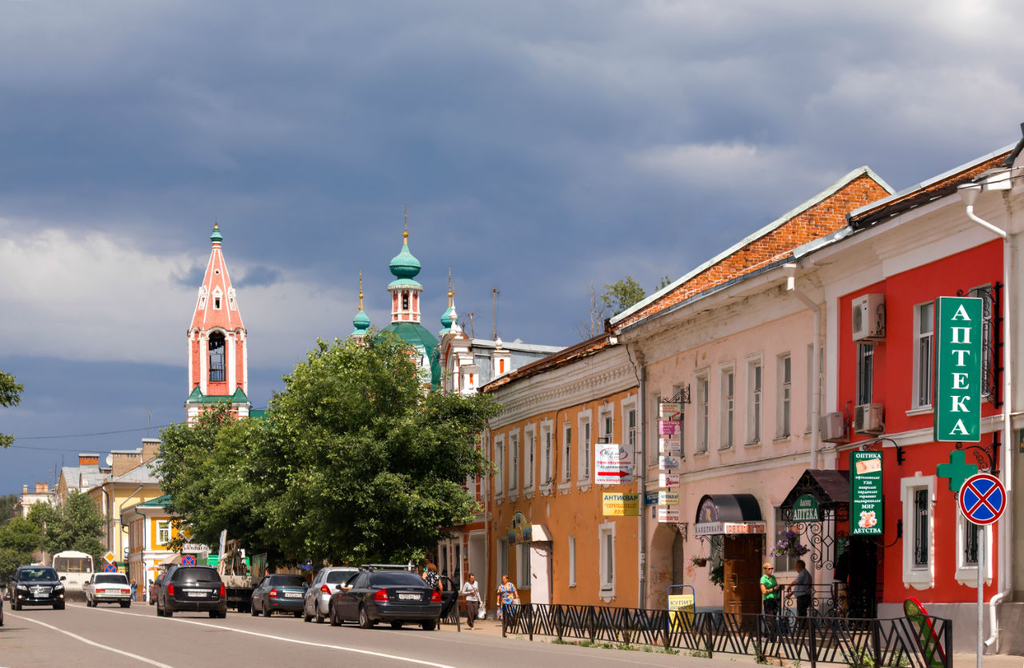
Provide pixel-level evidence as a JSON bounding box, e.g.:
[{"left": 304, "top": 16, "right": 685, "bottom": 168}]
[
  {"left": 638, "top": 359, "right": 647, "bottom": 609},
  {"left": 785, "top": 263, "right": 822, "bottom": 469},
  {"left": 958, "top": 182, "right": 1014, "bottom": 651}
]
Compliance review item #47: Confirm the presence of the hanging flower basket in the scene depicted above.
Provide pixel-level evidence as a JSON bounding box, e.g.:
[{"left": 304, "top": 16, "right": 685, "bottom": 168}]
[
  {"left": 769, "top": 529, "right": 809, "bottom": 559},
  {"left": 708, "top": 562, "right": 724, "bottom": 590},
  {"left": 689, "top": 555, "right": 708, "bottom": 568}
]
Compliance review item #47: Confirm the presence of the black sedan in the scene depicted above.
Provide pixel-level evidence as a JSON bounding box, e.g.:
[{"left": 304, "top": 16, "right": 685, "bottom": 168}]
[
  {"left": 8, "top": 566, "right": 66, "bottom": 610},
  {"left": 329, "top": 570, "right": 441, "bottom": 630},
  {"left": 156, "top": 566, "right": 227, "bottom": 618},
  {"left": 251, "top": 574, "right": 308, "bottom": 617}
]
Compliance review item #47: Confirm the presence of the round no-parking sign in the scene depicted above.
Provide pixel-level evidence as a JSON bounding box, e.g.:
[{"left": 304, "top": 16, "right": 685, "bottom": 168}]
[{"left": 958, "top": 473, "right": 1006, "bottom": 526}]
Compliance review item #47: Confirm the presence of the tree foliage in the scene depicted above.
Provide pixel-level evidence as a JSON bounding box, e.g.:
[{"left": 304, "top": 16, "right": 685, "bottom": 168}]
[
  {"left": 0, "top": 370, "right": 23, "bottom": 448},
  {"left": 0, "top": 493, "right": 19, "bottom": 525},
  {"left": 27, "top": 492, "right": 105, "bottom": 564},
  {"left": 158, "top": 331, "right": 499, "bottom": 567},
  {"left": 0, "top": 516, "right": 42, "bottom": 581},
  {"left": 576, "top": 275, "right": 658, "bottom": 339}
]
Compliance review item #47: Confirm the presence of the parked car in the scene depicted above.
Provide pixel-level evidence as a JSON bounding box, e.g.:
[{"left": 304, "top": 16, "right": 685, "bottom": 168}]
[
  {"left": 156, "top": 566, "right": 227, "bottom": 618},
  {"left": 7, "top": 565, "right": 66, "bottom": 610},
  {"left": 149, "top": 564, "right": 180, "bottom": 606},
  {"left": 251, "top": 574, "right": 308, "bottom": 618},
  {"left": 303, "top": 567, "right": 358, "bottom": 623},
  {"left": 328, "top": 568, "right": 441, "bottom": 630},
  {"left": 85, "top": 572, "right": 132, "bottom": 608}
]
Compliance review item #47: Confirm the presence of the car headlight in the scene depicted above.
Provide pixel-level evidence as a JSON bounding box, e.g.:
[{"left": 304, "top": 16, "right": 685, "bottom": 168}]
[
  {"left": 54, "top": 584, "right": 65, "bottom": 591},
  {"left": 16, "top": 585, "right": 28, "bottom": 591}
]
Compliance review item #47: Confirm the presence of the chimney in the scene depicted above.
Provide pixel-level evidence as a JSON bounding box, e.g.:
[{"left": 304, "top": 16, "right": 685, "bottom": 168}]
[
  {"left": 79, "top": 453, "right": 100, "bottom": 467},
  {"left": 141, "top": 438, "right": 161, "bottom": 463},
  {"left": 22, "top": 484, "right": 28, "bottom": 494},
  {"left": 111, "top": 450, "right": 142, "bottom": 478},
  {"left": 35, "top": 482, "right": 48, "bottom": 494}
]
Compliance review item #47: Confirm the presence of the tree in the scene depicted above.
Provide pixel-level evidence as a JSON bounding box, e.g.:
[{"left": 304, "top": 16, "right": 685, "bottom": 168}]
[
  {"left": 601, "top": 276, "right": 646, "bottom": 315},
  {"left": 1, "top": 370, "right": 23, "bottom": 448},
  {"left": 27, "top": 492, "right": 105, "bottom": 564},
  {"left": 0, "top": 494, "right": 19, "bottom": 525},
  {"left": 158, "top": 331, "right": 500, "bottom": 567},
  {"left": 0, "top": 516, "right": 41, "bottom": 581}
]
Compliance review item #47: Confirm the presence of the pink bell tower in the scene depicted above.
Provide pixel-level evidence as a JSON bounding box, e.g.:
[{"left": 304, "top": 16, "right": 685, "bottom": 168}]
[{"left": 185, "top": 222, "right": 250, "bottom": 422}]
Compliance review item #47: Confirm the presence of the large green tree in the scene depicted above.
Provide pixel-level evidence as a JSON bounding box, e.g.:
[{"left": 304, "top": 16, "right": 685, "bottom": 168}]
[
  {"left": 158, "top": 331, "right": 499, "bottom": 566},
  {"left": 1, "top": 370, "right": 23, "bottom": 448},
  {"left": 0, "top": 493, "right": 19, "bottom": 525},
  {"left": 27, "top": 492, "right": 105, "bottom": 564},
  {"left": 0, "top": 516, "right": 42, "bottom": 581}
]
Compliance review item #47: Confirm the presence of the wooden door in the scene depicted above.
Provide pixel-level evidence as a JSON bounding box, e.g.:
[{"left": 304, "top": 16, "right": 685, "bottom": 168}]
[{"left": 723, "top": 536, "right": 763, "bottom": 616}]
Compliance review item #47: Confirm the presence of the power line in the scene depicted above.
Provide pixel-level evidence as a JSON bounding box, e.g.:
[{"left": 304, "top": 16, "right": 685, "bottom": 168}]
[{"left": 13, "top": 424, "right": 183, "bottom": 441}]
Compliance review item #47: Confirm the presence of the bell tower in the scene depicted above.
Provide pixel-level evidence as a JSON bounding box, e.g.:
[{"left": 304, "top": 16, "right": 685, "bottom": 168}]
[{"left": 185, "top": 222, "right": 250, "bottom": 422}]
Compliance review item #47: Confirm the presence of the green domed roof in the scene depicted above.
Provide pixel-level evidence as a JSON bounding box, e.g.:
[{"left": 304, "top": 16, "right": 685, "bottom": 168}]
[
  {"left": 351, "top": 308, "right": 371, "bottom": 336},
  {"left": 210, "top": 222, "right": 223, "bottom": 243},
  {"left": 440, "top": 306, "right": 454, "bottom": 331},
  {"left": 389, "top": 235, "right": 421, "bottom": 279}
]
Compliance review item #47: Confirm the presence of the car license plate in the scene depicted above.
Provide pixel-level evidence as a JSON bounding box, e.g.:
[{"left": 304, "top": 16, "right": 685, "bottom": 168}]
[
  {"left": 284, "top": 592, "right": 302, "bottom": 598},
  {"left": 398, "top": 593, "right": 419, "bottom": 601},
  {"left": 187, "top": 590, "right": 207, "bottom": 597},
  {"left": 32, "top": 587, "right": 49, "bottom": 596}
]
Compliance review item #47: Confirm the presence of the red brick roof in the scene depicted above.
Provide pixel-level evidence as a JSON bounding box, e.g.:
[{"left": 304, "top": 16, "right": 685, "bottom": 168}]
[{"left": 480, "top": 334, "right": 612, "bottom": 393}]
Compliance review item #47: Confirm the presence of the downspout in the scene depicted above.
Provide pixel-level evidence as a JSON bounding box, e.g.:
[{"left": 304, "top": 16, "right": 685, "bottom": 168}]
[
  {"left": 638, "top": 359, "right": 647, "bottom": 609},
  {"left": 785, "top": 263, "right": 822, "bottom": 469},
  {"left": 959, "top": 183, "right": 1013, "bottom": 651}
]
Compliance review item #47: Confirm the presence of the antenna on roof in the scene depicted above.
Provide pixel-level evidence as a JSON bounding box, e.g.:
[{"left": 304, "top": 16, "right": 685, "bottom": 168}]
[
  {"left": 466, "top": 312, "right": 475, "bottom": 338},
  {"left": 146, "top": 411, "right": 152, "bottom": 438},
  {"left": 492, "top": 288, "right": 500, "bottom": 340}
]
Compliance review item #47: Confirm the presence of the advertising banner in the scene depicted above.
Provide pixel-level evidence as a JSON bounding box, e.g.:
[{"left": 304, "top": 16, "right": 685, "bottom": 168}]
[
  {"left": 659, "top": 437, "right": 681, "bottom": 457},
  {"left": 595, "top": 443, "right": 634, "bottom": 485},
  {"left": 602, "top": 492, "right": 640, "bottom": 516},
  {"left": 850, "top": 451, "right": 883, "bottom": 535},
  {"left": 659, "top": 473, "right": 680, "bottom": 488},
  {"left": 659, "top": 402, "right": 683, "bottom": 421},
  {"left": 657, "top": 506, "right": 681, "bottom": 523},
  {"left": 659, "top": 455, "right": 680, "bottom": 471},
  {"left": 791, "top": 494, "right": 820, "bottom": 522},
  {"left": 658, "top": 490, "right": 679, "bottom": 505},
  {"left": 934, "top": 296, "right": 983, "bottom": 442},
  {"left": 659, "top": 420, "right": 681, "bottom": 436}
]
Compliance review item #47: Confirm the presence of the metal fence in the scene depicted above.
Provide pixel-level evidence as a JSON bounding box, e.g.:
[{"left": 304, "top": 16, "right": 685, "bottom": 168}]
[{"left": 502, "top": 603, "right": 951, "bottom": 668}]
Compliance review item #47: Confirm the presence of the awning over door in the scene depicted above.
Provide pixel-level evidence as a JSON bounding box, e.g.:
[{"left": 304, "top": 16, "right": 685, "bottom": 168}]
[
  {"left": 693, "top": 493, "right": 766, "bottom": 536},
  {"left": 779, "top": 469, "right": 850, "bottom": 523}
]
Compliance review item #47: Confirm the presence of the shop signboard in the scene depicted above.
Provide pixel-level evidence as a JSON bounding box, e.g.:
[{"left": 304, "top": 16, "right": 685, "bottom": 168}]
[
  {"left": 659, "top": 402, "right": 683, "bottom": 421},
  {"left": 595, "top": 443, "right": 634, "bottom": 485},
  {"left": 659, "top": 473, "right": 680, "bottom": 488},
  {"left": 507, "top": 511, "right": 532, "bottom": 545},
  {"left": 602, "top": 492, "right": 640, "bottom": 516},
  {"left": 850, "top": 451, "right": 883, "bottom": 535},
  {"left": 694, "top": 521, "right": 766, "bottom": 536},
  {"left": 658, "top": 490, "right": 679, "bottom": 506},
  {"left": 659, "top": 436, "right": 680, "bottom": 457},
  {"left": 657, "top": 506, "right": 680, "bottom": 523},
  {"left": 645, "top": 491, "right": 659, "bottom": 506},
  {"left": 791, "top": 494, "right": 820, "bottom": 522},
  {"left": 934, "top": 296, "right": 983, "bottom": 443},
  {"left": 668, "top": 592, "right": 696, "bottom": 627},
  {"left": 659, "top": 455, "right": 680, "bottom": 471},
  {"left": 659, "top": 420, "right": 681, "bottom": 436}
]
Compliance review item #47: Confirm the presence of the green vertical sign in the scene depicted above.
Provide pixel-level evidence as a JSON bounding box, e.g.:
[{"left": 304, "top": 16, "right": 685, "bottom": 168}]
[
  {"left": 933, "top": 296, "right": 983, "bottom": 443},
  {"left": 850, "top": 451, "right": 883, "bottom": 536}
]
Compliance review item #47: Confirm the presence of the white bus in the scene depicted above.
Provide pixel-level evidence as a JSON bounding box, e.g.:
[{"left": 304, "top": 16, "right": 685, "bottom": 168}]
[{"left": 51, "top": 551, "right": 95, "bottom": 598}]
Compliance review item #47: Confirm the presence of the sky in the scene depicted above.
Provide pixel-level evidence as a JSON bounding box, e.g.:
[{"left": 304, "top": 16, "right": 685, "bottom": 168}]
[{"left": 1, "top": 0, "right": 1022, "bottom": 495}]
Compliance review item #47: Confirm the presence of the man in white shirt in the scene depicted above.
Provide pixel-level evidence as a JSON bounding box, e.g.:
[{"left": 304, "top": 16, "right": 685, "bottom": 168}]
[{"left": 789, "top": 559, "right": 813, "bottom": 626}]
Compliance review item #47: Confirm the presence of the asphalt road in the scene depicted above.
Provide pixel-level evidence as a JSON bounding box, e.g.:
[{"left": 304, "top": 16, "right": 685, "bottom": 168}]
[{"left": 0, "top": 602, "right": 734, "bottom": 668}]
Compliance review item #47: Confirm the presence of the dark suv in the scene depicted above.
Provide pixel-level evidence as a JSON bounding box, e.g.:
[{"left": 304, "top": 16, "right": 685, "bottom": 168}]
[
  {"left": 8, "top": 565, "right": 66, "bottom": 610},
  {"left": 156, "top": 566, "right": 227, "bottom": 618}
]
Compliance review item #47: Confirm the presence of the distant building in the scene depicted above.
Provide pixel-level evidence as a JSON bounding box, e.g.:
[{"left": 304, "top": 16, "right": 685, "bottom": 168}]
[{"left": 13, "top": 482, "right": 55, "bottom": 517}]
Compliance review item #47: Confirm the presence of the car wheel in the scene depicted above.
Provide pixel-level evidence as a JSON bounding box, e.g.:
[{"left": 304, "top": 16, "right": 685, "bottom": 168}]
[
  {"left": 315, "top": 604, "right": 325, "bottom": 624},
  {"left": 293, "top": 611, "right": 302, "bottom": 618},
  {"left": 12, "top": 601, "right": 19, "bottom": 612},
  {"left": 303, "top": 607, "right": 312, "bottom": 623},
  {"left": 421, "top": 620, "right": 436, "bottom": 631},
  {"left": 250, "top": 603, "right": 259, "bottom": 617},
  {"left": 262, "top": 602, "right": 272, "bottom": 618},
  {"left": 390, "top": 621, "right": 403, "bottom": 629},
  {"left": 329, "top": 603, "right": 341, "bottom": 627},
  {"left": 209, "top": 610, "right": 219, "bottom": 618},
  {"left": 164, "top": 607, "right": 173, "bottom": 618},
  {"left": 121, "top": 601, "right": 130, "bottom": 608},
  {"left": 358, "top": 605, "right": 373, "bottom": 629},
  {"left": 54, "top": 602, "right": 65, "bottom": 610}
]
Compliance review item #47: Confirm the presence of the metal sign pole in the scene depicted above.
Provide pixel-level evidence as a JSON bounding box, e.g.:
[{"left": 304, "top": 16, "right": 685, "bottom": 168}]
[{"left": 977, "top": 526, "right": 984, "bottom": 668}]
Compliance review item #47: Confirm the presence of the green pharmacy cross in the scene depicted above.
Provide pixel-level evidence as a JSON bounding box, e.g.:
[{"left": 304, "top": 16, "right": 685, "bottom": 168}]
[{"left": 936, "top": 449, "right": 979, "bottom": 493}]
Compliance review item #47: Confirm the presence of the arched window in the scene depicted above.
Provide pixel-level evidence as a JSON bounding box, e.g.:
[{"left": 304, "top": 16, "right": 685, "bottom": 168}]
[
  {"left": 209, "top": 333, "right": 226, "bottom": 382},
  {"left": 402, "top": 292, "right": 410, "bottom": 310}
]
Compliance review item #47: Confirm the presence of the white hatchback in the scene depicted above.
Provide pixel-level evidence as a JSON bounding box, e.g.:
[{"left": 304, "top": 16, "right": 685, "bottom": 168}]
[{"left": 86, "top": 573, "right": 132, "bottom": 608}]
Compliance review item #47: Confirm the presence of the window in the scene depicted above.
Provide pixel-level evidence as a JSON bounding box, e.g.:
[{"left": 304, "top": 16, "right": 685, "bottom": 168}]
[
  {"left": 857, "top": 344, "right": 874, "bottom": 405},
  {"left": 494, "top": 435, "right": 505, "bottom": 497},
  {"left": 156, "top": 520, "right": 171, "bottom": 546},
  {"left": 402, "top": 293, "right": 409, "bottom": 310},
  {"left": 497, "top": 537, "right": 509, "bottom": 587},
  {"left": 518, "top": 544, "right": 531, "bottom": 589},
  {"left": 541, "top": 423, "right": 553, "bottom": 484},
  {"left": 747, "top": 358, "right": 762, "bottom": 444},
  {"left": 568, "top": 535, "right": 577, "bottom": 587},
  {"left": 955, "top": 510, "right": 992, "bottom": 586},
  {"left": 578, "top": 412, "right": 592, "bottom": 483},
  {"left": 208, "top": 333, "right": 226, "bottom": 382},
  {"left": 777, "top": 354, "right": 791, "bottom": 438},
  {"left": 598, "top": 521, "right": 615, "bottom": 597},
  {"left": 524, "top": 426, "right": 535, "bottom": 490},
  {"left": 562, "top": 424, "right": 572, "bottom": 483},
  {"left": 913, "top": 489, "right": 929, "bottom": 567},
  {"left": 695, "top": 373, "right": 709, "bottom": 454},
  {"left": 914, "top": 302, "right": 935, "bottom": 408},
  {"left": 509, "top": 432, "right": 519, "bottom": 492},
  {"left": 720, "top": 366, "right": 734, "bottom": 449},
  {"left": 625, "top": 405, "right": 637, "bottom": 457},
  {"left": 963, "top": 521, "right": 980, "bottom": 566},
  {"left": 900, "top": 474, "right": 934, "bottom": 589}
]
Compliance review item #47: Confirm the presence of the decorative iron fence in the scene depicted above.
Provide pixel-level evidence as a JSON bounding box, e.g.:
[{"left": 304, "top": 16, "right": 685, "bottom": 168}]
[{"left": 502, "top": 604, "right": 951, "bottom": 668}]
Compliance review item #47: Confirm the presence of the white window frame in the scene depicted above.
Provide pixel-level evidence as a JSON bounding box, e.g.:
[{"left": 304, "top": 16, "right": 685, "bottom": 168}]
[
  {"left": 695, "top": 371, "right": 709, "bottom": 454},
  {"left": 900, "top": 473, "right": 935, "bottom": 590},
  {"left": 568, "top": 534, "right": 577, "bottom": 587},
  {"left": 577, "top": 409, "right": 592, "bottom": 489},
  {"left": 517, "top": 543, "right": 531, "bottom": 590},
  {"left": 746, "top": 355, "right": 762, "bottom": 445},
  {"left": 620, "top": 396, "right": 638, "bottom": 464},
  {"left": 719, "top": 364, "right": 734, "bottom": 450},
  {"left": 955, "top": 513, "right": 993, "bottom": 587},
  {"left": 598, "top": 520, "right": 616, "bottom": 600},
  {"left": 524, "top": 424, "right": 535, "bottom": 494},
  {"left": 509, "top": 430, "right": 519, "bottom": 497},
  {"left": 156, "top": 520, "right": 171, "bottom": 546},
  {"left": 497, "top": 537, "right": 509, "bottom": 588},
  {"left": 494, "top": 434, "right": 505, "bottom": 499},
  {"left": 560, "top": 421, "right": 572, "bottom": 488},
  {"left": 913, "top": 301, "right": 935, "bottom": 410},
  {"left": 540, "top": 419, "right": 554, "bottom": 492},
  {"left": 776, "top": 353, "right": 791, "bottom": 439}
]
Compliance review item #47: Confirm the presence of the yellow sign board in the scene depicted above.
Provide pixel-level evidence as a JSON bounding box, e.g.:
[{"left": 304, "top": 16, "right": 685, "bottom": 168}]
[
  {"left": 103, "top": 551, "right": 116, "bottom": 564},
  {"left": 602, "top": 492, "right": 640, "bottom": 516},
  {"left": 668, "top": 593, "right": 696, "bottom": 629}
]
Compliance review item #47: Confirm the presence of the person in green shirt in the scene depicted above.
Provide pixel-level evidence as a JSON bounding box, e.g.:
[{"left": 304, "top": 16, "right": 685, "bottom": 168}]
[{"left": 760, "top": 562, "right": 781, "bottom": 639}]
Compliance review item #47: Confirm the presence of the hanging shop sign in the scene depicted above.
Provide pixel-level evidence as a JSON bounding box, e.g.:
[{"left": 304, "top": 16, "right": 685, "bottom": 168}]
[
  {"left": 934, "top": 296, "right": 983, "bottom": 443},
  {"left": 659, "top": 402, "right": 683, "bottom": 421},
  {"left": 645, "top": 491, "right": 659, "bottom": 506},
  {"left": 659, "top": 473, "right": 680, "bottom": 488},
  {"left": 659, "top": 420, "right": 681, "bottom": 436},
  {"left": 791, "top": 494, "right": 820, "bottom": 522},
  {"left": 603, "top": 492, "right": 640, "bottom": 516},
  {"left": 657, "top": 506, "right": 681, "bottom": 523},
  {"left": 658, "top": 490, "right": 679, "bottom": 506},
  {"left": 595, "top": 443, "right": 634, "bottom": 485},
  {"left": 693, "top": 521, "right": 766, "bottom": 536},
  {"left": 507, "top": 511, "right": 532, "bottom": 545},
  {"left": 850, "top": 451, "right": 883, "bottom": 535},
  {"left": 659, "top": 456, "right": 681, "bottom": 471}
]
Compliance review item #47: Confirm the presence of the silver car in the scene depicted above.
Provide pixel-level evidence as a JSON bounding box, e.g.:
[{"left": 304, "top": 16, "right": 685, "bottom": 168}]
[{"left": 303, "top": 567, "right": 358, "bottom": 623}]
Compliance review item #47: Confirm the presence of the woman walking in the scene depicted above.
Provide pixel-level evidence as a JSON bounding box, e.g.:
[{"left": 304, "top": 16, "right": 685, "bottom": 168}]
[
  {"left": 496, "top": 574, "right": 518, "bottom": 622},
  {"left": 461, "top": 573, "right": 481, "bottom": 629}
]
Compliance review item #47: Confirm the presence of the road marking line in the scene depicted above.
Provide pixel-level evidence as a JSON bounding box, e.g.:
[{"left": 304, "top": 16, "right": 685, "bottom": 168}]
[
  {"left": 8, "top": 611, "right": 174, "bottom": 668},
  {"left": 79, "top": 605, "right": 454, "bottom": 667}
]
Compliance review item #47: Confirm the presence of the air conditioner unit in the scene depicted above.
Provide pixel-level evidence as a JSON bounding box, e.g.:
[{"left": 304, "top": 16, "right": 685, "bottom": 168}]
[
  {"left": 852, "top": 294, "right": 886, "bottom": 343},
  {"left": 853, "top": 403, "right": 884, "bottom": 435},
  {"left": 819, "top": 412, "right": 848, "bottom": 443}
]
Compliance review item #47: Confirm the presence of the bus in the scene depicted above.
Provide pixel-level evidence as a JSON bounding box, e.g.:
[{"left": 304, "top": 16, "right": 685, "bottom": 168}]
[{"left": 51, "top": 551, "right": 95, "bottom": 599}]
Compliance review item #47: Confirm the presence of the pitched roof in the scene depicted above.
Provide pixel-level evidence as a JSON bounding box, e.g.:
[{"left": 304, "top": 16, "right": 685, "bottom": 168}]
[{"left": 480, "top": 333, "right": 612, "bottom": 393}]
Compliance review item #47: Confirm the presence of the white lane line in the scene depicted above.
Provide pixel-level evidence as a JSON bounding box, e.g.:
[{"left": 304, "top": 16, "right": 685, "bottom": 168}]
[
  {"left": 79, "top": 605, "right": 455, "bottom": 668},
  {"left": 8, "top": 611, "right": 174, "bottom": 668}
]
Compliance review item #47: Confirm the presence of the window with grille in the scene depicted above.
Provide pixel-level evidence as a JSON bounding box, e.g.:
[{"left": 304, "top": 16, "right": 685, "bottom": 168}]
[
  {"left": 208, "top": 333, "right": 226, "bottom": 382},
  {"left": 963, "top": 521, "right": 979, "bottom": 565},
  {"left": 913, "top": 488, "right": 929, "bottom": 567},
  {"left": 857, "top": 344, "right": 874, "bottom": 405}
]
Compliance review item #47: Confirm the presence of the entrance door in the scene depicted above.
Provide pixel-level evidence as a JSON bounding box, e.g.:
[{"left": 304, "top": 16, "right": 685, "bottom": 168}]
[
  {"left": 723, "top": 535, "right": 763, "bottom": 617},
  {"left": 847, "top": 536, "right": 881, "bottom": 617}
]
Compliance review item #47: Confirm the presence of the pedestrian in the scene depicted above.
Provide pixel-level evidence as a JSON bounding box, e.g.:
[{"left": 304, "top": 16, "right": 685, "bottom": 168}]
[
  {"left": 789, "top": 559, "right": 813, "bottom": 627},
  {"left": 496, "top": 574, "right": 517, "bottom": 622},
  {"left": 423, "top": 563, "right": 441, "bottom": 592},
  {"left": 760, "top": 562, "right": 781, "bottom": 640},
  {"left": 130, "top": 579, "right": 137, "bottom": 602},
  {"left": 461, "top": 573, "right": 481, "bottom": 630}
]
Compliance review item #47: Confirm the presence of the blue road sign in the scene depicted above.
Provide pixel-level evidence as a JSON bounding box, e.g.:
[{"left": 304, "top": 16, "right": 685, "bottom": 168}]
[
  {"left": 958, "top": 473, "right": 1006, "bottom": 526},
  {"left": 182, "top": 555, "right": 196, "bottom": 566},
  {"left": 103, "top": 563, "right": 117, "bottom": 573}
]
